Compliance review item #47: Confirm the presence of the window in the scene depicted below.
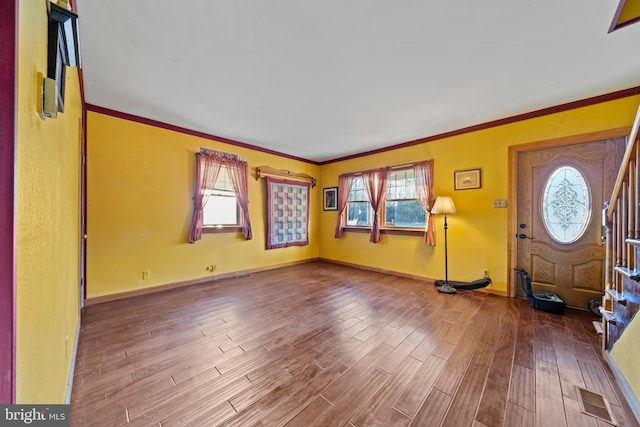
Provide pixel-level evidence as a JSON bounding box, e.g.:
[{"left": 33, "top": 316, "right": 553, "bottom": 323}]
[
  {"left": 335, "top": 160, "right": 434, "bottom": 244},
  {"left": 202, "top": 166, "right": 240, "bottom": 228},
  {"left": 347, "top": 176, "right": 374, "bottom": 226},
  {"left": 189, "top": 150, "right": 252, "bottom": 243},
  {"left": 345, "top": 167, "right": 426, "bottom": 229},
  {"left": 385, "top": 169, "right": 426, "bottom": 228},
  {"left": 542, "top": 165, "right": 591, "bottom": 243}
]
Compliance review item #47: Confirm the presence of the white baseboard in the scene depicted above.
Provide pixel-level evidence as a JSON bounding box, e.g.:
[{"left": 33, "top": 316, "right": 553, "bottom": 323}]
[
  {"left": 64, "top": 320, "right": 81, "bottom": 404},
  {"left": 603, "top": 350, "right": 640, "bottom": 423}
]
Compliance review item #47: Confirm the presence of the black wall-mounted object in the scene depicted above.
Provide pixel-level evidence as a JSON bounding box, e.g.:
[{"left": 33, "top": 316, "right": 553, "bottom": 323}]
[{"left": 47, "top": 3, "right": 80, "bottom": 114}]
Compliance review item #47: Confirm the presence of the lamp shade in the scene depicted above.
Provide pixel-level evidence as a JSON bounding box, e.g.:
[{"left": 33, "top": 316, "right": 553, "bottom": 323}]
[{"left": 431, "top": 196, "right": 456, "bottom": 215}]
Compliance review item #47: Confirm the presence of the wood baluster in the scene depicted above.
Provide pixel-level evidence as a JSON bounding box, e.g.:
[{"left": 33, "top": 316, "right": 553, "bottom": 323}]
[
  {"left": 624, "top": 192, "right": 628, "bottom": 268},
  {"left": 611, "top": 206, "right": 615, "bottom": 273},
  {"left": 613, "top": 203, "right": 622, "bottom": 294},
  {"left": 606, "top": 208, "right": 613, "bottom": 350},
  {"left": 604, "top": 211, "right": 614, "bottom": 295},
  {"left": 620, "top": 186, "right": 629, "bottom": 267},
  {"left": 616, "top": 198, "right": 622, "bottom": 268},
  {"left": 612, "top": 201, "right": 618, "bottom": 313},
  {"left": 629, "top": 158, "right": 636, "bottom": 272},
  {"left": 625, "top": 157, "right": 636, "bottom": 270}
]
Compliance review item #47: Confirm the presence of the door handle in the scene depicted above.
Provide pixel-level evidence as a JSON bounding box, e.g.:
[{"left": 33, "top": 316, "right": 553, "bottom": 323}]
[{"left": 517, "top": 224, "right": 532, "bottom": 239}]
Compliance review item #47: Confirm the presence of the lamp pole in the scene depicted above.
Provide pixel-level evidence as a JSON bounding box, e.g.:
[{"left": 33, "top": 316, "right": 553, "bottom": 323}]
[
  {"left": 431, "top": 196, "right": 456, "bottom": 294},
  {"left": 443, "top": 213, "right": 449, "bottom": 284}
]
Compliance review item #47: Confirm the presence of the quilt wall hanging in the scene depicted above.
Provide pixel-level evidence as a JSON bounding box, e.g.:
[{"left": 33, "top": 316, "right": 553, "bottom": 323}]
[{"left": 266, "top": 177, "right": 310, "bottom": 249}]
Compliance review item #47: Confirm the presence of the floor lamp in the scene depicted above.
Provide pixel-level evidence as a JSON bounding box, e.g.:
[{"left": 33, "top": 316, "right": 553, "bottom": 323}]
[{"left": 431, "top": 196, "right": 457, "bottom": 294}]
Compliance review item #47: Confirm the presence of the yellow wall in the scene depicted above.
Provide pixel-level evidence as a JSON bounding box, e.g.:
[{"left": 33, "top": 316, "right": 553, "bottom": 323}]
[
  {"left": 613, "top": 317, "right": 640, "bottom": 402},
  {"left": 319, "top": 97, "right": 640, "bottom": 295},
  {"left": 16, "top": 1, "right": 82, "bottom": 403},
  {"left": 86, "top": 113, "right": 320, "bottom": 298}
]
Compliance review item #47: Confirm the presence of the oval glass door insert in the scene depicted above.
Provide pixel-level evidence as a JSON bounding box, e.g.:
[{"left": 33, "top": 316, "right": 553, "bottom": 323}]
[{"left": 542, "top": 165, "right": 591, "bottom": 244}]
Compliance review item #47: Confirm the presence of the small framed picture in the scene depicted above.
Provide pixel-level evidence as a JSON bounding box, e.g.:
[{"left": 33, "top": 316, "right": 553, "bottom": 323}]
[
  {"left": 454, "top": 168, "right": 481, "bottom": 190},
  {"left": 323, "top": 187, "right": 338, "bottom": 211}
]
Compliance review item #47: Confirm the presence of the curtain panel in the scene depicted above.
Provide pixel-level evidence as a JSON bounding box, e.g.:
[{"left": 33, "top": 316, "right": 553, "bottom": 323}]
[
  {"left": 334, "top": 173, "right": 355, "bottom": 238},
  {"left": 363, "top": 167, "right": 391, "bottom": 243},
  {"left": 413, "top": 160, "right": 436, "bottom": 245},
  {"left": 226, "top": 160, "right": 252, "bottom": 240},
  {"left": 188, "top": 152, "right": 222, "bottom": 243}
]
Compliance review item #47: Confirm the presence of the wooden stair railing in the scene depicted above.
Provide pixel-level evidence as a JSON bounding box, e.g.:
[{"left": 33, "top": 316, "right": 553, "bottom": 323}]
[{"left": 603, "top": 105, "right": 640, "bottom": 351}]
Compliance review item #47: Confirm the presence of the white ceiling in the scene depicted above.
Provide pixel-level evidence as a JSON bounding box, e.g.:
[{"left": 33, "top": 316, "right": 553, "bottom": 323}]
[{"left": 76, "top": 1, "right": 640, "bottom": 163}]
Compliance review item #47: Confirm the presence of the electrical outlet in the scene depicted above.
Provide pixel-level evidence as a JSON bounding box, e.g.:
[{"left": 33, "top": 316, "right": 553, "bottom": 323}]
[
  {"left": 142, "top": 271, "right": 150, "bottom": 280},
  {"left": 492, "top": 199, "right": 507, "bottom": 208}
]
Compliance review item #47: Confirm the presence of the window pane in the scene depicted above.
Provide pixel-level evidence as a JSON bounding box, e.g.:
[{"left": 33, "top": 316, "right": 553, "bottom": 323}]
[
  {"left": 349, "top": 177, "right": 368, "bottom": 201},
  {"left": 215, "top": 167, "right": 234, "bottom": 191},
  {"left": 387, "top": 169, "right": 416, "bottom": 200},
  {"left": 347, "top": 202, "right": 372, "bottom": 226},
  {"left": 405, "top": 176, "right": 416, "bottom": 198},
  {"left": 203, "top": 192, "right": 238, "bottom": 225},
  {"left": 385, "top": 200, "right": 426, "bottom": 227},
  {"left": 542, "top": 165, "right": 591, "bottom": 243},
  {"left": 387, "top": 172, "right": 399, "bottom": 199},
  {"left": 349, "top": 188, "right": 367, "bottom": 201},
  {"left": 352, "top": 177, "right": 364, "bottom": 190},
  {"left": 202, "top": 165, "right": 239, "bottom": 227},
  {"left": 383, "top": 168, "right": 424, "bottom": 228}
]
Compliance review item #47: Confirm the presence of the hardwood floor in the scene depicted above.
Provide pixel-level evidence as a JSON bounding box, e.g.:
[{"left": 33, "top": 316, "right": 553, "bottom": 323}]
[{"left": 70, "top": 261, "right": 638, "bottom": 426}]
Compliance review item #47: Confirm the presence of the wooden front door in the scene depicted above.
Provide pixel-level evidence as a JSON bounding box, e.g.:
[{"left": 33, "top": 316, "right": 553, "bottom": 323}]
[{"left": 516, "top": 138, "right": 625, "bottom": 308}]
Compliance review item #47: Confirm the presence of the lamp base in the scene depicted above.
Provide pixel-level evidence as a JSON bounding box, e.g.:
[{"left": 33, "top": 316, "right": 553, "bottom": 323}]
[{"left": 437, "top": 283, "right": 457, "bottom": 294}]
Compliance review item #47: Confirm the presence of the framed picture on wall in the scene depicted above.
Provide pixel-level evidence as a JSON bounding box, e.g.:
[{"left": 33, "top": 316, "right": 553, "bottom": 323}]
[
  {"left": 323, "top": 187, "right": 338, "bottom": 211},
  {"left": 454, "top": 168, "right": 481, "bottom": 190}
]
